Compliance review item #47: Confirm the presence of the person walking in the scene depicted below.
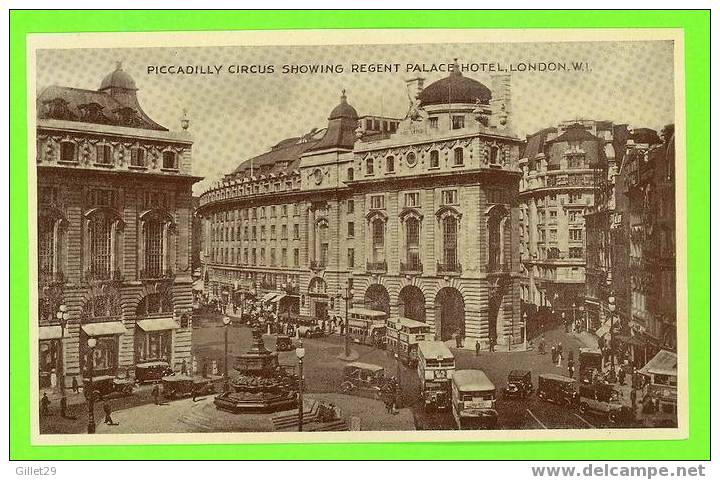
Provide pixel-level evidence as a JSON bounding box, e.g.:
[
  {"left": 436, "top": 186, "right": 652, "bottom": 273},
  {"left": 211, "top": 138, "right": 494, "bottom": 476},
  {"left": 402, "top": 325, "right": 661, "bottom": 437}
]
[
  {"left": 475, "top": 340, "right": 481, "bottom": 357},
  {"left": 618, "top": 365, "right": 627, "bottom": 386},
  {"left": 103, "top": 401, "right": 118, "bottom": 426},
  {"left": 71, "top": 376, "right": 79, "bottom": 393},
  {"left": 40, "top": 392, "right": 51, "bottom": 416},
  {"left": 568, "top": 360, "right": 575, "bottom": 378},
  {"left": 551, "top": 345, "right": 557, "bottom": 364},
  {"left": 152, "top": 384, "right": 161, "bottom": 405}
]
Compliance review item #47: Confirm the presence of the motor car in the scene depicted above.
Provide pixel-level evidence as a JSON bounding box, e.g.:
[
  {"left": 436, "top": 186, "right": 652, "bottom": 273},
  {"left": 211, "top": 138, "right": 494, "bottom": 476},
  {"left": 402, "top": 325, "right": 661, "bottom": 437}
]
[
  {"left": 135, "top": 361, "right": 174, "bottom": 384},
  {"left": 83, "top": 375, "right": 134, "bottom": 399},
  {"left": 275, "top": 335, "right": 294, "bottom": 352},
  {"left": 536, "top": 373, "right": 578, "bottom": 407},
  {"left": 578, "top": 382, "right": 631, "bottom": 423},
  {"left": 161, "top": 375, "right": 216, "bottom": 400},
  {"left": 503, "top": 369, "right": 533, "bottom": 399}
]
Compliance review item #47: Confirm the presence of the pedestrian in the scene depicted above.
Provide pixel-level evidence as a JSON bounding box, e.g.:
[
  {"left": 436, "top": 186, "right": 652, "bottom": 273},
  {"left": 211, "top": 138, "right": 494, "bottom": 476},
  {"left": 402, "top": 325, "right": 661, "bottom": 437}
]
[
  {"left": 152, "top": 384, "right": 161, "bottom": 405},
  {"left": 40, "top": 392, "right": 51, "bottom": 416},
  {"left": 71, "top": 376, "right": 79, "bottom": 393},
  {"left": 538, "top": 339, "right": 545, "bottom": 355},
  {"left": 619, "top": 366, "right": 627, "bottom": 386},
  {"left": 557, "top": 342, "right": 563, "bottom": 357},
  {"left": 103, "top": 401, "right": 118, "bottom": 425},
  {"left": 551, "top": 345, "right": 557, "bottom": 364},
  {"left": 475, "top": 340, "right": 481, "bottom": 357},
  {"left": 557, "top": 351, "right": 562, "bottom": 367},
  {"left": 568, "top": 363, "right": 575, "bottom": 378},
  {"left": 568, "top": 349, "right": 574, "bottom": 364}
]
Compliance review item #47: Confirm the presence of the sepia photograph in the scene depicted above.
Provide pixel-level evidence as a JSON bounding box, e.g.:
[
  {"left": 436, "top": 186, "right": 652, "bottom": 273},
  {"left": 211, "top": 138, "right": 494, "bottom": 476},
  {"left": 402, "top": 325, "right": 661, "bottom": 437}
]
[{"left": 28, "top": 28, "right": 685, "bottom": 444}]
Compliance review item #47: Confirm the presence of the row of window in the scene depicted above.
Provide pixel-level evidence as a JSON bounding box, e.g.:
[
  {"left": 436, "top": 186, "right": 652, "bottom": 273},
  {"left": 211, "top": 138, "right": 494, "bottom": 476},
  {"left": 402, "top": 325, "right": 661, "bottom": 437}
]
[
  {"left": 55, "top": 140, "right": 178, "bottom": 170},
  {"left": 212, "top": 246, "right": 301, "bottom": 268},
  {"left": 211, "top": 203, "right": 302, "bottom": 223},
  {"left": 210, "top": 178, "right": 300, "bottom": 200},
  {"left": 212, "top": 223, "right": 302, "bottom": 243},
  {"left": 362, "top": 148, "right": 466, "bottom": 177}
]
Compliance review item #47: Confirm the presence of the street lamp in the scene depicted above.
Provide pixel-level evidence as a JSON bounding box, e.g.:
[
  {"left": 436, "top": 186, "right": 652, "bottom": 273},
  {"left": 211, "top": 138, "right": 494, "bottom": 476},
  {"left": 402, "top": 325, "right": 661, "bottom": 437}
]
[
  {"left": 579, "top": 304, "right": 586, "bottom": 332},
  {"left": 222, "top": 316, "right": 231, "bottom": 391},
  {"left": 561, "top": 311, "right": 566, "bottom": 333},
  {"left": 295, "top": 340, "right": 305, "bottom": 432},
  {"left": 522, "top": 312, "right": 528, "bottom": 351},
  {"left": 56, "top": 304, "right": 69, "bottom": 418},
  {"left": 572, "top": 302, "right": 576, "bottom": 331},
  {"left": 394, "top": 352, "right": 401, "bottom": 412},
  {"left": 608, "top": 294, "right": 616, "bottom": 373},
  {"left": 86, "top": 337, "right": 97, "bottom": 434},
  {"left": 336, "top": 281, "right": 352, "bottom": 359}
]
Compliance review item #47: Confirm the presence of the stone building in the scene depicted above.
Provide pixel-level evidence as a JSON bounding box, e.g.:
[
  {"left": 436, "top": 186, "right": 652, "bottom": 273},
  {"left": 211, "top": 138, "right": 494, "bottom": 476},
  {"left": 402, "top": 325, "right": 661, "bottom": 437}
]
[
  {"left": 36, "top": 64, "right": 201, "bottom": 387},
  {"left": 198, "top": 68, "right": 524, "bottom": 349},
  {"left": 518, "top": 120, "right": 627, "bottom": 327}
]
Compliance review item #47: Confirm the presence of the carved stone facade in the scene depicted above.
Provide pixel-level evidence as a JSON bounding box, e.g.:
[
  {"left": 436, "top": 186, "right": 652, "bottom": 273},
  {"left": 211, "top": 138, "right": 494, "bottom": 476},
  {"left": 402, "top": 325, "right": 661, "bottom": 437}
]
[{"left": 36, "top": 64, "right": 201, "bottom": 388}]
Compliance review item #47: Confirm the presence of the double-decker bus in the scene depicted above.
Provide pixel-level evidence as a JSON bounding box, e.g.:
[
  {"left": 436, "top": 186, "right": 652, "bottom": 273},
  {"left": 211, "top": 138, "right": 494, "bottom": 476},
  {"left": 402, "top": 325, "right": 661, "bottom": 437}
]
[
  {"left": 417, "top": 341, "right": 455, "bottom": 410},
  {"left": 451, "top": 369, "right": 498, "bottom": 430},
  {"left": 385, "top": 316, "right": 431, "bottom": 366},
  {"left": 346, "top": 308, "right": 388, "bottom": 348}
]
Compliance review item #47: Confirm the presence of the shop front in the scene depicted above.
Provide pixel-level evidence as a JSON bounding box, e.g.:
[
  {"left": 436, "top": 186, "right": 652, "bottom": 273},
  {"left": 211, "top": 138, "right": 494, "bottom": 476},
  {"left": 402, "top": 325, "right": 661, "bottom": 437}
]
[{"left": 80, "top": 321, "right": 126, "bottom": 377}]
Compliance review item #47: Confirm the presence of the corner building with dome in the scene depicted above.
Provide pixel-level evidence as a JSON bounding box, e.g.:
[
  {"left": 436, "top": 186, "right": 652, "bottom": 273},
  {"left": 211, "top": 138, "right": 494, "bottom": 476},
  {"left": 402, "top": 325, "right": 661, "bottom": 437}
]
[
  {"left": 199, "top": 69, "right": 524, "bottom": 349},
  {"left": 35, "top": 64, "right": 201, "bottom": 388}
]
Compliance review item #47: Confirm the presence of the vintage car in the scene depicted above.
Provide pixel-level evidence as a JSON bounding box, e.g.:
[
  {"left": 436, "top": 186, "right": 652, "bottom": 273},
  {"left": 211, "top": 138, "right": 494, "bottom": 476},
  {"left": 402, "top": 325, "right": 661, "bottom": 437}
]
[
  {"left": 275, "top": 335, "right": 294, "bottom": 352},
  {"left": 578, "top": 382, "right": 632, "bottom": 423},
  {"left": 578, "top": 348, "right": 604, "bottom": 383},
  {"left": 340, "top": 362, "right": 389, "bottom": 397},
  {"left": 296, "top": 324, "right": 325, "bottom": 338},
  {"left": 161, "top": 375, "right": 217, "bottom": 400},
  {"left": 134, "top": 361, "right": 174, "bottom": 384},
  {"left": 503, "top": 370, "right": 534, "bottom": 399},
  {"left": 536, "top": 373, "right": 578, "bottom": 407},
  {"left": 83, "top": 375, "right": 134, "bottom": 399}
]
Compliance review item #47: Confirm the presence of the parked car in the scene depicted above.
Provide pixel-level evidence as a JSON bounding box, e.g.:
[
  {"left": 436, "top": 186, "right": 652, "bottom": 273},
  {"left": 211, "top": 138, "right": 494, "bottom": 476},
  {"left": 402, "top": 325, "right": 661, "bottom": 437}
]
[
  {"left": 83, "top": 375, "right": 134, "bottom": 399},
  {"left": 536, "top": 373, "right": 578, "bottom": 407},
  {"left": 161, "top": 375, "right": 216, "bottom": 400},
  {"left": 503, "top": 369, "right": 533, "bottom": 399},
  {"left": 275, "top": 335, "right": 294, "bottom": 352},
  {"left": 578, "top": 382, "right": 632, "bottom": 423},
  {"left": 135, "top": 361, "right": 174, "bottom": 384}
]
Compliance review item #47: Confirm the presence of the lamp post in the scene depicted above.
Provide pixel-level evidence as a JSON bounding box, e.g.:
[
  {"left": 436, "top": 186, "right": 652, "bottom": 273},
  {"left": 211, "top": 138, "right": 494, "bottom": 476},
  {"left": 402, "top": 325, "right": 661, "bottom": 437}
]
[
  {"left": 222, "top": 315, "right": 231, "bottom": 391},
  {"left": 522, "top": 312, "right": 528, "bottom": 352},
  {"left": 295, "top": 340, "right": 305, "bottom": 431},
  {"left": 561, "top": 311, "right": 566, "bottom": 333},
  {"left": 394, "top": 352, "right": 401, "bottom": 412},
  {"left": 336, "top": 280, "right": 352, "bottom": 359},
  {"left": 608, "top": 293, "right": 616, "bottom": 373},
  {"left": 572, "top": 302, "right": 576, "bottom": 332},
  {"left": 56, "top": 304, "right": 69, "bottom": 418},
  {"left": 86, "top": 337, "right": 97, "bottom": 434},
  {"left": 579, "top": 304, "right": 586, "bottom": 332}
]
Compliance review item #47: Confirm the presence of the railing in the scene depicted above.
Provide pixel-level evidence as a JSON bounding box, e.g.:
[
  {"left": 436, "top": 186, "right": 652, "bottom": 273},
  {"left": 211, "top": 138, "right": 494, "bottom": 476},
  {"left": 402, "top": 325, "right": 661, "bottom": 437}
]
[
  {"left": 400, "top": 260, "right": 423, "bottom": 273},
  {"left": 139, "top": 267, "right": 175, "bottom": 280},
  {"left": 38, "top": 267, "right": 65, "bottom": 285},
  {"left": 309, "top": 260, "right": 326, "bottom": 270},
  {"left": 85, "top": 268, "right": 122, "bottom": 282},
  {"left": 366, "top": 260, "right": 387, "bottom": 273},
  {"left": 436, "top": 262, "right": 462, "bottom": 274}
]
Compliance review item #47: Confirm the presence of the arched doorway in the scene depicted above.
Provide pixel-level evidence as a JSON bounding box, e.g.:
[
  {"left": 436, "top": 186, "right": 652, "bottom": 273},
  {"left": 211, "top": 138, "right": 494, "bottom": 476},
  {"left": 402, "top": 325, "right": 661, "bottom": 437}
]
[
  {"left": 308, "top": 277, "right": 329, "bottom": 320},
  {"left": 364, "top": 284, "right": 390, "bottom": 314},
  {"left": 398, "top": 285, "right": 426, "bottom": 322},
  {"left": 435, "top": 287, "right": 465, "bottom": 341}
]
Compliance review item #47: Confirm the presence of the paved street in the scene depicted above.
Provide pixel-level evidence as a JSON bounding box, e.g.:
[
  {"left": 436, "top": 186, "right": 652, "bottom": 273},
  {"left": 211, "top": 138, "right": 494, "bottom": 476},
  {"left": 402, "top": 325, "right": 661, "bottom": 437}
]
[{"left": 40, "top": 313, "right": 637, "bottom": 434}]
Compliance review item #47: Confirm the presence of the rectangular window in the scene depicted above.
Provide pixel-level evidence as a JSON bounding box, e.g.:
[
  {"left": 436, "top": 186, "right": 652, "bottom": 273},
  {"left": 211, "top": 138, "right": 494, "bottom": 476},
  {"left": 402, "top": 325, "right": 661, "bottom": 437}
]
[
  {"left": 282, "top": 205, "right": 288, "bottom": 217},
  {"left": 130, "top": 148, "right": 145, "bottom": 167},
  {"left": 270, "top": 248, "right": 276, "bottom": 266},
  {"left": 451, "top": 115, "right": 465, "bottom": 130},
  {"left": 244, "top": 248, "right": 248, "bottom": 264},
  {"left": 281, "top": 248, "right": 287, "bottom": 267},
  {"left": 162, "top": 151, "right": 176, "bottom": 169},
  {"left": 386, "top": 156, "right": 395, "bottom": 173},
  {"left": 429, "top": 150, "right": 440, "bottom": 168},
  {"left": 405, "top": 192, "right": 420, "bottom": 207},
  {"left": 428, "top": 117, "right": 438, "bottom": 129},
  {"left": 96, "top": 144, "right": 113, "bottom": 165},
  {"left": 271, "top": 206, "right": 276, "bottom": 217},
  {"left": 260, "top": 226, "right": 266, "bottom": 240},
  {"left": 569, "top": 193, "right": 583, "bottom": 204},
  {"left": 569, "top": 247, "right": 584, "bottom": 258},
  {"left": 293, "top": 248, "right": 300, "bottom": 267},
  {"left": 370, "top": 195, "right": 385, "bottom": 209},
  {"left": 270, "top": 225, "right": 276, "bottom": 239},
  {"left": 453, "top": 148, "right": 464, "bottom": 166},
  {"left": 281, "top": 224, "right": 288, "bottom": 239},
  {"left": 347, "top": 199, "right": 355, "bottom": 214},
  {"left": 549, "top": 229, "right": 558, "bottom": 242},
  {"left": 145, "top": 221, "right": 164, "bottom": 277},
  {"left": 442, "top": 189, "right": 458, "bottom": 205},
  {"left": 347, "top": 248, "right": 355, "bottom": 268},
  {"left": 293, "top": 224, "right": 300, "bottom": 239},
  {"left": 60, "top": 142, "right": 76, "bottom": 162},
  {"left": 260, "top": 248, "right": 266, "bottom": 265},
  {"left": 347, "top": 221, "right": 355, "bottom": 238},
  {"left": 570, "top": 229, "right": 583, "bottom": 241},
  {"left": 252, "top": 226, "right": 257, "bottom": 240},
  {"left": 366, "top": 158, "right": 375, "bottom": 176}
]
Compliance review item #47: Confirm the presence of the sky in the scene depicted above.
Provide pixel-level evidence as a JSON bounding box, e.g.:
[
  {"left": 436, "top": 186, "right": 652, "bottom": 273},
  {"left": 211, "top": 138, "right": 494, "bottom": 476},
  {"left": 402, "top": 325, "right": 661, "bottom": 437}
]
[{"left": 36, "top": 40, "right": 675, "bottom": 194}]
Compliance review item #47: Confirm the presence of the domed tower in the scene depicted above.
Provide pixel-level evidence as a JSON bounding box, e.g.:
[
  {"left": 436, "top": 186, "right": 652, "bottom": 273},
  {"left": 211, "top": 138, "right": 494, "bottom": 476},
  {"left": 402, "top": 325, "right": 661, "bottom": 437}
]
[
  {"left": 98, "top": 61, "right": 139, "bottom": 106},
  {"left": 310, "top": 90, "right": 359, "bottom": 152}
]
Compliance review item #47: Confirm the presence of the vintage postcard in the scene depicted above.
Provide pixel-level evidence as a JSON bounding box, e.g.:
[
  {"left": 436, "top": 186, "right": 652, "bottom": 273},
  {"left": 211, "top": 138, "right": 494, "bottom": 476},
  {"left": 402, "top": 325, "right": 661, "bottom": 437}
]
[{"left": 28, "top": 28, "right": 686, "bottom": 445}]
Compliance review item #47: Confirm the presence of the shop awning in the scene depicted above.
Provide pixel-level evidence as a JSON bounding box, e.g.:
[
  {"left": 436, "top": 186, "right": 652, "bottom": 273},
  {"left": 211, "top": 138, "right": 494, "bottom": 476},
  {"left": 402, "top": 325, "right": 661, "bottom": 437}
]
[
  {"left": 639, "top": 349, "right": 677, "bottom": 377},
  {"left": 39, "top": 325, "right": 62, "bottom": 340},
  {"left": 262, "top": 292, "right": 281, "bottom": 303},
  {"left": 136, "top": 317, "right": 177, "bottom": 332},
  {"left": 81, "top": 322, "right": 126, "bottom": 337},
  {"left": 270, "top": 293, "right": 287, "bottom": 304}
]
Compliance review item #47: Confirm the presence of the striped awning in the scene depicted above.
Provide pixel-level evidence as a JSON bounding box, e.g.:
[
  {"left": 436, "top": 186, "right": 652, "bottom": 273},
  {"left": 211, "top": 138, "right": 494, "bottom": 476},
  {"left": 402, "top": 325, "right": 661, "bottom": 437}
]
[
  {"left": 82, "top": 322, "right": 126, "bottom": 337},
  {"left": 136, "top": 317, "right": 177, "bottom": 332},
  {"left": 39, "top": 325, "right": 62, "bottom": 340}
]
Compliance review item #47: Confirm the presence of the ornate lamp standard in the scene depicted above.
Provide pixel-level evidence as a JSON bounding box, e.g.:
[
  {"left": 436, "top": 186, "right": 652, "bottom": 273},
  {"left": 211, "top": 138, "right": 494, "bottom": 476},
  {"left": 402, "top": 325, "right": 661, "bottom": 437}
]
[
  {"left": 295, "top": 340, "right": 305, "bottom": 431},
  {"left": 335, "top": 280, "right": 353, "bottom": 359},
  {"left": 85, "top": 337, "right": 97, "bottom": 434},
  {"left": 572, "top": 302, "right": 577, "bottom": 331},
  {"left": 561, "top": 311, "right": 566, "bottom": 333},
  {"left": 55, "top": 304, "right": 69, "bottom": 418},
  {"left": 608, "top": 293, "right": 616, "bottom": 374},
  {"left": 394, "top": 352, "right": 401, "bottom": 412},
  {"left": 521, "top": 312, "right": 528, "bottom": 351},
  {"left": 222, "top": 315, "right": 231, "bottom": 391}
]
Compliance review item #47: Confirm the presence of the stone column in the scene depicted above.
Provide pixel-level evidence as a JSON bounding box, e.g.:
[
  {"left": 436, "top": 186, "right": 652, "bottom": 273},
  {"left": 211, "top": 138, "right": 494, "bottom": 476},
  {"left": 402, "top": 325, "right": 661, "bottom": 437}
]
[{"left": 308, "top": 206, "right": 315, "bottom": 264}]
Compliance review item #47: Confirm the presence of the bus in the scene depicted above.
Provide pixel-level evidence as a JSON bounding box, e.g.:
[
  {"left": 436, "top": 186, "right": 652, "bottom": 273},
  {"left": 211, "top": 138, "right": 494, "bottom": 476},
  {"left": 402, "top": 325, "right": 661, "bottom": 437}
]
[
  {"left": 451, "top": 369, "right": 498, "bottom": 430},
  {"left": 346, "top": 308, "right": 388, "bottom": 348},
  {"left": 417, "top": 341, "right": 455, "bottom": 410},
  {"left": 386, "top": 316, "right": 432, "bottom": 366}
]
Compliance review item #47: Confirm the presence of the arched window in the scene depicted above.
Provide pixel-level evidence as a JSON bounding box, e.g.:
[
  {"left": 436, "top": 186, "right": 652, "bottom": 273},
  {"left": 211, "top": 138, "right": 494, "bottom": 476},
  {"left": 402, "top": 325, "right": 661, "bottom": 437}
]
[
  {"left": 347, "top": 167, "right": 354, "bottom": 181},
  {"left": 88, "top": 213, "right": 114, "bottom": 278},
  {"left": 487, "top": 205, "right": 510, "bottom": 271},
  {"left": 139, "top": 211, "right": 174, "bottom": 279},
  {"left": 442, "top": 216, "right": 458, "bottom": 267},
  {"left": 372, "top": 218, "right": 385, "bottom": 263},
  {"left": 144, "top": 219, "right": 164, "bottom": 277},
  {"left": 453, "top": 147, "right": 464, "bottom": 166},
  {"left": 317, "top": 221, "right": 329, "bottom": 266}
]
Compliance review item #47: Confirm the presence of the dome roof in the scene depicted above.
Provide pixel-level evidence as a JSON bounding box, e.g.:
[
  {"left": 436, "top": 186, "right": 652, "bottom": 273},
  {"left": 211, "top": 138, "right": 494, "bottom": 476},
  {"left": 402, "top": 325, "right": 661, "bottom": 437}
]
[
  {"left": 328, "top": 90, "right": 358, "bottom": 120},
  {"left": 99, "top": 62, "right": 138, "bottom": 91},
  {"left": 418, "top": 70, "right": 491, "bottom": 107}
]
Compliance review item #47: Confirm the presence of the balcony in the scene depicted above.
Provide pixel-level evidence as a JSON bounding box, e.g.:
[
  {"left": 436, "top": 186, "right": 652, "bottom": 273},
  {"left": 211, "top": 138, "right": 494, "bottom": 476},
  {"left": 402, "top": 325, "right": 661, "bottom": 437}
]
[
  {"left": 38, "top": 267, "right": 64, "bottom": 285},
  {"left": 366, "top": 260, "right": 387, "bottom": 273},
  {"left": 139, "top": 267, "right": 175, "bottom": 281},
  {"left": 437, "top": 262, "right": 462, "bottom": 275},
  {"left": 309, "top": 260, "right": 326, "bottom": 271},
  {"left": 85, "top": 268, "right": 122, "bottom": 282},
  {"left": 400, "top": 260, "right": 423, "bottom": 274}
]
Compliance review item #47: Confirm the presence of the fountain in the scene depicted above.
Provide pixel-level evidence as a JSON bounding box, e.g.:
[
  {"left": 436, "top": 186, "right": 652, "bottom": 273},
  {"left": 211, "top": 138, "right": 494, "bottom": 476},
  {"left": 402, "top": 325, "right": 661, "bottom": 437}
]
[{"left": 214, "top": 327, "right": 298, "bottom": 413}]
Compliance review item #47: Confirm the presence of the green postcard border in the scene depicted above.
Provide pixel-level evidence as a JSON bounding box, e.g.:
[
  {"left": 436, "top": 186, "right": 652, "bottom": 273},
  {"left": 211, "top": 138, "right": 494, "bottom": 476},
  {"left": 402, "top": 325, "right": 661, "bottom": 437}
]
[{"left": 9, "top": 10, "right": 710, "bottom": 460}]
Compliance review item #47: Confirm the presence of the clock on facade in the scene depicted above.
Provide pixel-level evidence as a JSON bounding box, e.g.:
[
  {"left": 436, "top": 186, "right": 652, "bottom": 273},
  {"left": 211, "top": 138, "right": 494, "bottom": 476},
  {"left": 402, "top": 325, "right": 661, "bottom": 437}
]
[{"left": 406, "top": 151, "right": 417, "bottom": 167}]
